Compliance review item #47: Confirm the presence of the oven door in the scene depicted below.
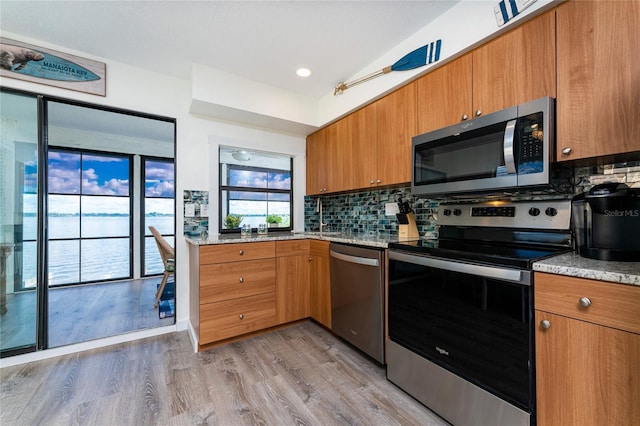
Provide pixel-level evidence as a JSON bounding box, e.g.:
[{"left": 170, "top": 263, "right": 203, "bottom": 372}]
[{"left": 388, "top": 250, "right": 534, "bottom": 412}]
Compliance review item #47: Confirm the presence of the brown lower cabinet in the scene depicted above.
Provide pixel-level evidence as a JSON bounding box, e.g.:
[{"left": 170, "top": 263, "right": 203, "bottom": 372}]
[
  {"left": 309, "top": 240, "right": 331, "bottom": 329},
  {"left": 535, "top": 272, "right": 640, "bottom": 426},
  {"left": 190, "top": 239, "right": 333, "bottom": 349}
]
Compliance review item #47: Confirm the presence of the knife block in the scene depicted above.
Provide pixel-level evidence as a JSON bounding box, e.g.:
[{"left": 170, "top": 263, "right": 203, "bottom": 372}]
[{"left": 398, "top": 213, "right": 420, "bottom": 241}]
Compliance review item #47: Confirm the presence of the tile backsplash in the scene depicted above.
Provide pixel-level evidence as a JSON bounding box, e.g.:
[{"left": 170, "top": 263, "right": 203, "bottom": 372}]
[{"left": 304, "top": 160, "right": 640, "bottom": 237}]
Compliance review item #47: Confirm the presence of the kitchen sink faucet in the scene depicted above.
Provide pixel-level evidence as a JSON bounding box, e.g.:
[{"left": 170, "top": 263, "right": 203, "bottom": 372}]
[{"left": 317, "top": 198, "right": 328, "bottom": 233}]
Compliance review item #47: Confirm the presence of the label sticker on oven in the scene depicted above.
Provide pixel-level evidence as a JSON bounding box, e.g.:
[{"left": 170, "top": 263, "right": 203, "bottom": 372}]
[{"left": 435, "top": 346, "right": 450, "bottom": 356}]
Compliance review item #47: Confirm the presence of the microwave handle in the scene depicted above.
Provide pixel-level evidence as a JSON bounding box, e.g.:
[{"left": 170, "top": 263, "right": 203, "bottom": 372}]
[{"left": 503, "top": 119, "right": 517, "bottom": 174}]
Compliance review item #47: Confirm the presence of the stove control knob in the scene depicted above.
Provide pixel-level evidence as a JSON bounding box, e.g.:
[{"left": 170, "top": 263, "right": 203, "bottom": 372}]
[
  {"left": 528, "top": 207, "right": 541, "bottom": 217},
  {"left": 443, "top": 209, "right": 452, "bottom": 216},
  {"left": 453, "top": 208, "right": 462, "bottom": 216},
  {"left": 545, "top": 207, "right": 558, "bottom": 217}
]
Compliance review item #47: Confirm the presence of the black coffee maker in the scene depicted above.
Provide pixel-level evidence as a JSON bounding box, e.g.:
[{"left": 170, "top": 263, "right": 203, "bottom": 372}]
[{"left": 571, "top": 182, "right": 640, "bottom": 261}]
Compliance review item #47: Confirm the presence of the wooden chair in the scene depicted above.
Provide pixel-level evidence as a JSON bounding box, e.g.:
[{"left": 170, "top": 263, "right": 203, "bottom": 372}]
[{"left": 149, "top": 226, "right": 175, "bottom": 308}]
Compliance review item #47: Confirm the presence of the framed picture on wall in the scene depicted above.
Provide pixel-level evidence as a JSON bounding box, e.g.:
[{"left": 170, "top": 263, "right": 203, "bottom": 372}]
[{"left": 0, "top": 37, "right": 106, "bottom": 96}]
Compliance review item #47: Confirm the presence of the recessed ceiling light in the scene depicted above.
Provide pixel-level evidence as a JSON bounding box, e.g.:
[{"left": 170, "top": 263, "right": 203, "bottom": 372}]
[{"left": 296, "top": 68, "right": 312, "bottom": 77}]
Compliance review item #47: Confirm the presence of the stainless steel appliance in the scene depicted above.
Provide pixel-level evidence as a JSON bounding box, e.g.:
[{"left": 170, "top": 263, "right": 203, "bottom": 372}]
[
  {"left": 572, "top": 182, "right": 640, "bottom": 261},
  {"left": 387, "top": 199, "right": 572, "bottom": 426},
  {"left": 330, "top": 243, "right": 385, "bottom": 364},
  {"left": 412, "top": 96, "right": 555, "bottom": 197}
]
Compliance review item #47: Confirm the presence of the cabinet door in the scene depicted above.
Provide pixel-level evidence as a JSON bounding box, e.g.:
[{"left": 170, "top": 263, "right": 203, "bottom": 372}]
[
  {"left": 377, "top": 82, "right": 417, "bottom": 186},
  {"left": 309, "top": 241, "right": 331, "bottom": 328},
  {"left": 556, "top": 0, "right": 640, "bottom": 161},
  {"left": 348, "top": 102, "right": 378, "bottom": 190},
  {"left": 306, "top": 127, "right": 330, "bottom": 195},
  {"left": 416, "top": 53, "right": 473, "bottom": 134},
  {"left": 535, "top": 311, "right": 640, "bottom": 426},
  {"left": 472, "top": 10, "right": 556, "bottom": 116},
  {"left": 276, "top": 254, "right": 310, "bottom": 324}
]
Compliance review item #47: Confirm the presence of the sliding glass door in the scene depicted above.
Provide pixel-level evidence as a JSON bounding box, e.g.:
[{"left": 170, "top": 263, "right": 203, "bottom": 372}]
[
  {"left": 1, "top": 90, "right": 176, "bottom": 355},
  {"left": 0, "top": 90, "right": 39, "bottom": 356}
]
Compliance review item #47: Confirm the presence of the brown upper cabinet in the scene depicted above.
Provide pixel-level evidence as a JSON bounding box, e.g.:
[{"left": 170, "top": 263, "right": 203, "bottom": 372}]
[
  {"left": 556, "top": 0, "right": 640, "bottom": 161},
  {"left": 416, "top": 10, "right": 556, "bottom": 134},
  {"left": 376, "top": 83, "right": 417, "bottom": 186},
  {"left": 306, "top": 84, "right": 416, "bottom": 195}
]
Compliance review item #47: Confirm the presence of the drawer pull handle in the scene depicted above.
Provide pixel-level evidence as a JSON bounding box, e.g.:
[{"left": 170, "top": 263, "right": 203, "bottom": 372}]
[
  {"left": 239, "top": 314, "right": 244, "bottom": 320},
  {"left": 540, "top": 320, "right": 551, "bottom": 329},
  {"left": 579, "top": 297, "right": 592, "bottom": 308},
  {"left": 239, "top": 249, "right": 244, "bottom": 255},
  {"left": 239, "top": 277, "right": 244, "bottom": 283}
]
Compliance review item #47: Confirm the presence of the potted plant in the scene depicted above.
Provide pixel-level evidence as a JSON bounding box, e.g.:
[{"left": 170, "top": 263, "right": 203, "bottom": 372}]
[
  {"left": 224, "top": 213, "right": 244, "bottom": 230},
  {"left": 266, "top": 214, "right": 282, "bottom": 228}
]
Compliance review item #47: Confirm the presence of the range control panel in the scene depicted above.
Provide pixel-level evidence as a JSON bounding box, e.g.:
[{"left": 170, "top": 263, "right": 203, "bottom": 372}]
[
  {"left": 438, "top": 200, "right": 571, "bottom": 230},
  {"left": 471, "top": 206, "right": 516, "bottom": 217}
]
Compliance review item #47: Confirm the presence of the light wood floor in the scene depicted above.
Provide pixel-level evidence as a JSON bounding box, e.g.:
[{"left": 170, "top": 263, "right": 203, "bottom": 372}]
[
  {"left": 0, "top": 277, "right": 174, "bottom": 352},
  {"left": 0, "top": 321, "right": 448, "bottom": 426}
]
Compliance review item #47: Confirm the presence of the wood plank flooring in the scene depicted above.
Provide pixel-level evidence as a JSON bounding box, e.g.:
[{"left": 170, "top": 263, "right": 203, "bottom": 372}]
[
  {"left": 0, "top": 277, "right": 173, "bottom": 352},
  {"left": 0, "top": 321, "right": 448, "bottom": 425}
]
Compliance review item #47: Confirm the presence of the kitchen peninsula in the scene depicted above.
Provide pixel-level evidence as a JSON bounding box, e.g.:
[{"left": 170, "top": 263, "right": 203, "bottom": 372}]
[{"left": 186, "top": 232, "right": 394, "bottom": 351}]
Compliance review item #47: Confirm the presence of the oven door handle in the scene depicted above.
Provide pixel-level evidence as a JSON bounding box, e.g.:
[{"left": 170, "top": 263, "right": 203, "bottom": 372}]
[{"left": 389, "top": 251, "right": 526, "bottom": 284}]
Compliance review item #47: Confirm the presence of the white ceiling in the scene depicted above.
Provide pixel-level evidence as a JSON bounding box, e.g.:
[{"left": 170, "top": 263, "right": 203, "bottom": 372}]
[{"left": 0, "top": 1, "right": 460, "bottom": 99}]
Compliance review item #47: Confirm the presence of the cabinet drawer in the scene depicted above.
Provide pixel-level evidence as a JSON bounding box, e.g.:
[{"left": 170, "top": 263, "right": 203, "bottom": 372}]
[
  {"left": 276, "top": 239, "right": 310, "bottom": 257},
  {"left": 200, "top": 258, "right": 275, "bottom": 304},
  {"left": 199, "top": 292, "right": 276, "bottom": 344},
  {"left": 200, "top": 241, "right": 275, "bottom": 264},
  {"left": 535, "top": 272, "right": 640, "bottom": 334}
]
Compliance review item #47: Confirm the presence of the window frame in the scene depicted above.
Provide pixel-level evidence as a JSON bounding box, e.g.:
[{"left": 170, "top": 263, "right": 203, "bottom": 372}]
[
  {"left": 219, "top": 160, "right": 294, "bottom": 234},
  {"left": 140, "top": 155, "right": 175, "bottom": 277},
  {"left": 46, "top": 147, "right": 133, "bottom": 286}
]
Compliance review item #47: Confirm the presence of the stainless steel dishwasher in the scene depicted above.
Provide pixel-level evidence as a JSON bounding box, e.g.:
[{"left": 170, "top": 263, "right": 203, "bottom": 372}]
[{"left": 330, "top": 242, "right": 385, "bottom": 364}]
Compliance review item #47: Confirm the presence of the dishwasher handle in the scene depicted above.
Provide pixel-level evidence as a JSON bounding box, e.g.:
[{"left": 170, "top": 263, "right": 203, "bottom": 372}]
[{"left": 330, "top": 250, "right": 380, "bottom": 267}]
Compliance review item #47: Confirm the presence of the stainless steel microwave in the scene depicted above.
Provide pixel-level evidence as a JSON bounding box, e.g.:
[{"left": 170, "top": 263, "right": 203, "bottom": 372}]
[{"left": 412, "top": 96, "right": 554, "bottom": 197}]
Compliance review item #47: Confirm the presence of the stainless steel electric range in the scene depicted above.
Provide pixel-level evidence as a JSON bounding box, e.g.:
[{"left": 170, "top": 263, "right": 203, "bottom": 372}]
[{"left": 387, "top": 199, "right": 572, "bottom": 426}]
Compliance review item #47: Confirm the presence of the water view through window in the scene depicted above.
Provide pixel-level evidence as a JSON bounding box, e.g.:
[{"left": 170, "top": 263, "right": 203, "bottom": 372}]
[{"left": 47, "top": 149, "right": 132, "bottom": 285}]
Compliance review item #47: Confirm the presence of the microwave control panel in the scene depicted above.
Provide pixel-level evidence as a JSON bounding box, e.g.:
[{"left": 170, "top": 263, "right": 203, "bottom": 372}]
[{"left": 517, "top": 112, "right": 544, "bottom": 174}]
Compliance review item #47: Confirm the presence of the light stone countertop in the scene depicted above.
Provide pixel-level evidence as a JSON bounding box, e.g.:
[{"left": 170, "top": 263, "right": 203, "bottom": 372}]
[
  {"left": 187, "top": 233, "right": 640, "bottom": 286},
  {"left": 533, "top": 252, "right": 640, "bottom": 286},
  {"left": 185, "top": 231, "right": 398, "bottom": 249}
]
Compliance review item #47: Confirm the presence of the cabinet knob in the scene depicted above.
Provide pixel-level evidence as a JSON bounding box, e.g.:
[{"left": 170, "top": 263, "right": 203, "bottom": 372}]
[
  {"left": 239, "top": 249, "right": 244, "bottom": 255},
  {"left": 579, "top": 297, "right": 592, "bottom": 308},
  {"left": 370, "top": 180, "right": 375, "bottom": 185},
  {"left": 308, "top": 257, "right": 313, "bottom": 262},
  {"left": 540, "top": 319, "right": 551, "bottom": 329},
  {"left": 239, "top": 314, "right": 244, "bottom": 320},
  {"left": 562, "top": 147, "right": 572, "bottom": 155},
  {"left": 475, "top": 110, "right": 482, "bottom": 117},
  {"left": 377, "top": 179, "right": 382, "bottom": 184},
  {"left": 461, "top": 114, "right": 469, "bottom": 121},
  {"left": 239, "top": 277, "right": 244, "bottom": 283}
]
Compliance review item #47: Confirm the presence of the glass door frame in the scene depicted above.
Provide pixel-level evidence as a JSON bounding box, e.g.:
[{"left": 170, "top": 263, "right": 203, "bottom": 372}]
[{"left": 0, "top": 86, "right": 177, "bottom": 357}]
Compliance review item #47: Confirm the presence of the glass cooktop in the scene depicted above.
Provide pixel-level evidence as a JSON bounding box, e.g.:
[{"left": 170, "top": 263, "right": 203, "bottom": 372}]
[{"left": 388, "top": 238, "right": 571, "bottom": 270}]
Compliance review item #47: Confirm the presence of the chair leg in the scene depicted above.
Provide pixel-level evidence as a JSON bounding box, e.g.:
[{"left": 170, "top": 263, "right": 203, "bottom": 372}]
[{"left": 154, "top": 273, "right": 169, "bottom": 308}]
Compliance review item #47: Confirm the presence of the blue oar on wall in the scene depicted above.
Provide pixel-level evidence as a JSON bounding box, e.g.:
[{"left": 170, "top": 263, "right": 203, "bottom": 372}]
[{"left": 334, "top": 39, "right": 442, "bottom": 95}]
